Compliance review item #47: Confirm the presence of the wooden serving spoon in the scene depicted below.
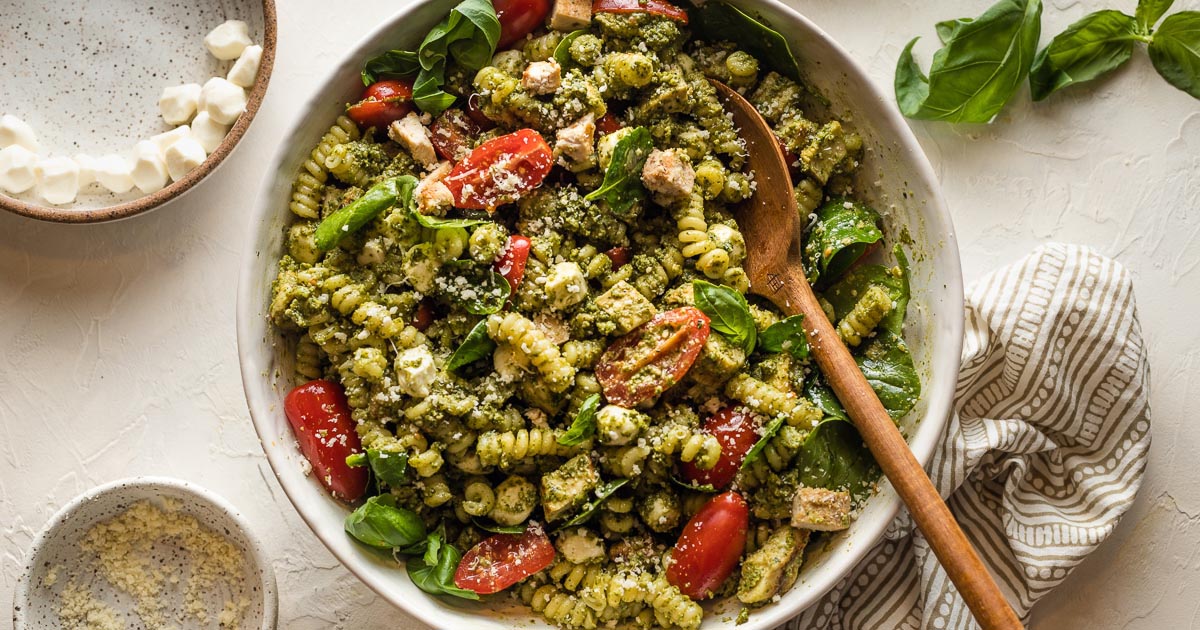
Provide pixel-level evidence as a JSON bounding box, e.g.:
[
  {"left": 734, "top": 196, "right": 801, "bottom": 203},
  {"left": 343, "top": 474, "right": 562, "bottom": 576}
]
[{"left": 712, "top": 80, "right": 1023, "bottom": 630}]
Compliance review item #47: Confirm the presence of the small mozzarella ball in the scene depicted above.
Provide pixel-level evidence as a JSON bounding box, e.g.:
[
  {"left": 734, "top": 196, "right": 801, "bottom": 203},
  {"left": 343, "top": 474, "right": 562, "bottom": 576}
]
[
  {"left": 36, "top": 157, "right": 81, "bottom": 205},
  {"left": 200, "top": 77, "right": 247, "bottom": 125},
  {"left": 93, "top": 154, "right": 135, "bottom": 193},
  {"left": 131, "top": 140, "right": 169, "bottom": 194},
  {"left": 149, "top": 125, "right": 192, "bottom": 157},
  {"left": 190, "top": 112, "right": 229, "bottom": 153},
  {"left": 164, "top": 136, "right": 206, "bottom": 181},
  {"left": 227, "top": 44, "right": 262, "bottom": 88},
  {"left": 73, "top": 153, "right": 98, "bottom": 188},
  {"left": 158, "top": 83, "right": 202, "bottom": 125},
  {"left": 204, "top": 20, "right": 253, "bottom": 60},
  {"left": 0, "top": 114, "right": 39, "bottom": 152},
  {"left": 0, "top": 145, "right": 38, "bottom": 193}
]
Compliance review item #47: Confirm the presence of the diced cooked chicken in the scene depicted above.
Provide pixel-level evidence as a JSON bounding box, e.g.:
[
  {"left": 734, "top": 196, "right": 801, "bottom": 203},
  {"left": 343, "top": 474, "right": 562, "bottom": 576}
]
[
  {"left": 737, "top": 526, "right": 808, "bottom": 604},
  {"left": 555, "top": 113, "right": 596, "bottom": 163},
  {"left": 522, "top": 59, "right": 562, "bottom": 95},
  {"left": 549, "top": 0, "right": 592, "bottom": 31},
  {"left": 414, "top": 161, "right": 454, "bottom": 216},
  {"left": 791, "top": 486, "right": 852, "bottom": 531},
  {"left": 641, "top": 148, "right": 694, "bottom": 201},
  {"left": 388, "top": 112, "right": 437, "bottom": 168}
]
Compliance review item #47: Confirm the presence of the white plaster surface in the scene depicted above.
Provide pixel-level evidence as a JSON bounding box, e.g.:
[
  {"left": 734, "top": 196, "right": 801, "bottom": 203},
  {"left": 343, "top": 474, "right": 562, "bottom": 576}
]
[{"left": 1, "top": 0, "right": 1197, "bottom": 628}]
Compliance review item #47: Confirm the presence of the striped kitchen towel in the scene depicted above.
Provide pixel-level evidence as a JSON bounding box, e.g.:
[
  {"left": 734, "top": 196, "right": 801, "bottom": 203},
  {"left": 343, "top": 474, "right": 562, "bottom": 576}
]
[{"left": 783, "top": 243, "right": 1152, "bottom": 630}]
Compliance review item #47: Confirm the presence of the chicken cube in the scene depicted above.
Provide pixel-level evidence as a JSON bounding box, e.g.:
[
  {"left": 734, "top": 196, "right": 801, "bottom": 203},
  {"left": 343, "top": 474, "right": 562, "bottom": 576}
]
[
  {"left": 522, "top": 59, "right": 562, "bottom": 95},
  {"left": 550, "top": 0, "right": 592, "bottom": 31},
  {"left": 555, "top": 113, "right": 596, "bottom": 164},
  {"left": 641, "top": 148, "right": 694, "bottom": 201},
  {"left": 414, "top": 161, "right": 454, "bottom": 216},
  {"left": 388, "top": 112, "right": 437, "bottom": 168},
  {"left": 791, "top": 486, "right": 852, "bottom": 531},
  {"left": 737, "top": 526, "right": 808, "bottom": 604},
  {"left": 540, "top": 454, "right": 600, "bottom": 521}
]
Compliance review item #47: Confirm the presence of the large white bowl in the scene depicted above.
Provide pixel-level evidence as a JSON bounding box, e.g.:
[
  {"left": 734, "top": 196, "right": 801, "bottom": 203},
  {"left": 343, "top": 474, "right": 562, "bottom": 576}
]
[{"left": 237, "top": 1, "right": 964, "bottom": 627}]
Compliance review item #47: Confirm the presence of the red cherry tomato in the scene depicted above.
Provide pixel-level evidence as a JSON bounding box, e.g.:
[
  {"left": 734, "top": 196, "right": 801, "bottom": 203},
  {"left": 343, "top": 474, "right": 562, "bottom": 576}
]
[
  {"left": 443, "top": 129, "right": 554, "bottom": 211},
  {"left": 494, "top": 235, "right": 532, "bottom": 292},
  {"left": 680, "top": 406, "right": 760, "bottom": 489},
  {"left": 454, "top": 523, "right": 556, "bottom": 594},
  {"left": 283, "top": 380, "right": 369, "bottom": 502},
  {"left": 666, "top": 491, "right": 749, "bottom": 600},
  {"left": 495, "top": 0, "right": 552, "bottom": 48},
  {"left": 430, "top": 108, "right": 482, "bottom": 162},
  {"left": 593, "top": 0, "right": 689, "bottom": 23},
  {"left": 596, "top": 113, "right": 623, "bottom": 136},
  {"left": 603, "top": 246, "right": 631, "bottom": 270},
  {"left": 595, "top": 307, "right": 711, "bottom": 407},
  {"left": 412, "top": 299, "right": 436, "bottom": 331},
  {"left": 465, "top": 93, "right": 496, "bottom": 130},
  {"left": 774, "top": 134, "right": 801, "bottom": 181},
  {"left": 346, "top": 79, "right": 414, "bottom": 129}
]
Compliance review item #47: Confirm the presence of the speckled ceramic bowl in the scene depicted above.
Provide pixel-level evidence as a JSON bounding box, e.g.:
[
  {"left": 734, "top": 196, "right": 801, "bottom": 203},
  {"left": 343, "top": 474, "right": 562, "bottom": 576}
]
[
  {"left": 237, "top": 0, "right": 964, "bottom": 628},
  {"left": 12, "top": 477, "right": 278, "bottom": 630},
  {"left": 0, "top": 0, "right": 276, "bottom": 223}
]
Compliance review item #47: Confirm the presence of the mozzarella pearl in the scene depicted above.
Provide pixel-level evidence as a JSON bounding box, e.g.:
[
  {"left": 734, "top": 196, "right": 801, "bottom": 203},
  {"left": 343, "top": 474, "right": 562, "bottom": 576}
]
[
  {"left": 200, "top": 77, "right": 247, "bottom": 125},
  {"left": 159, "top": 83, "right": 202, "bottom": 125},
  {"left": 0, "top": 114, "right": 39, "bottom": 152},
  {"left": 93, "top": 154, "right": 135, "bottom": 194},
  {"left": 190, "top": 112, "right": 229, "bottom": 153},
  {"left": 36, "top": 157, "right": 81, "bottom": 205},
  {"left": 227, "top": 45, "right": 263, "bottom": 88},
  {"left": 130, "top": 141, "right": 169, "bottom": 194},
  {"left": 0, "top": 145, "right": 38, "bottom": 193},
  {"left": 164, "top": 136, "right": 206, "bottom": 181},
  {"left": 204, "top": 20, "right": 253, "bottom": 60}
]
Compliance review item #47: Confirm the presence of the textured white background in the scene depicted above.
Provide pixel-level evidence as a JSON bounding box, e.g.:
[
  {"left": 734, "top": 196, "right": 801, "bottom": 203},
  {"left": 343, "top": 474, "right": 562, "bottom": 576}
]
[{"left": 2, "top": 0, "right": 1198, "bottom": 628}]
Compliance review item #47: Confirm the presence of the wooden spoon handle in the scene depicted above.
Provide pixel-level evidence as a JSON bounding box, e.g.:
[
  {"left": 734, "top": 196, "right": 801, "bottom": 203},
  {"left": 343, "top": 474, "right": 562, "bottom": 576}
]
[{"left": 773, "top": 271, "right": 1023, "bottom": 630}]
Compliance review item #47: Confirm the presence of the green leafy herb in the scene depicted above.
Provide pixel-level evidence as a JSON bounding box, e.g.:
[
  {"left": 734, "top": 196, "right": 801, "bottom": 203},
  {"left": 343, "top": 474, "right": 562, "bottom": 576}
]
[
  {"left": 856, "top": 329, "right": 921, "bottom": 419},
  {"left": 361, "top": 0, "right": 500, "bottom": 115},
  {"left": 438, "top": 261, "right": 512, "bottom": 315},
  {"left": 413, "top": 212, "right": 491, "bottom": 229},
  {"left": 1137, "top": 0, "right": 1175, "bottom": 33},
  {"left": 315, "top": 176, "right": 417, "bottom": 251},
  {"left": 803, "top": 199, "right": 883, "bottom": 286},
  {"left": 796, "top": 419, "right": 880, "bottom": 500},
  {"left": 558, "top": 479, "right": 629, "bottom": 529},
  {"left": 804, "top": 376, "right": 850, "bottom": 423},
  {"left": 346, "top": 453, "right": 367, "bottom": 467},
  {"left": 692, "top": 279, "right": 756, "bottom": 354},
  {"left": 759, "top": 315, "right": 809, "bottom": 360},
  {"left": 1148, "top": 11, "right": 1200, "bottom": 99},
  {"left": 895, "top": 0, "right": 1043, "bottom": 123},
  {"left": 447, "top": 318, "right": 497, "bottom": 373},
  {"left": 558, "top": 394, "right": 601, "bottom": 446},
  {"left": 1029, "top": 10, "right": 1140, "bottom": 100},
  {"left": 553, "top": 30, "right": 588, "bottom": 67},
  {"left": 585, "top": 127, "right": 652, "bottom": 219},
  {"left": 368, "top": 450, "right": 410, "bottom": 487},
  {"left": 472, "top": 519, "right": 526, "bottom": 534},
  {"left": 670, "top": 476, "right": 717, "bottom": 493},
  {"left": 690, "top": 1, "right": 803, "bottom": 82},
  {"left": 344, "top": 495, "right": 427, "bottom": 550},
  {"left": 739, "top": 415, "right": 785, "bottom": 469},
  {"left": 406, "top": 530, "right": 479, "bottom": 600}
]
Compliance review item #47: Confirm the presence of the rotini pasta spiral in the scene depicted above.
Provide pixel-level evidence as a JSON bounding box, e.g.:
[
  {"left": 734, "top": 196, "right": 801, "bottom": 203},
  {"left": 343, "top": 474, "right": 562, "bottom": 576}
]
[
  {"left": 476, "top": 428, "right": 588, "bottom": 468},
  {"left": 288, "top": 116, "right": 358, "bottom": 218},
  {"left": 294, "top": 333, "right": 324, "bottom": 381},
  {"left": 837, "top": 285, "right": 894, "bottom": 347},
  {"left": 531, "top": 585, "right": 598, "bottom": 629},
  {"left": 725, "top": 373, "right": 823, "bottom": 428},
  {"left": 650, "top": 423, "right": 721, "bottom": 469},
  {"left": 486, "top": 312, "right": 576, "bottom": 392}
]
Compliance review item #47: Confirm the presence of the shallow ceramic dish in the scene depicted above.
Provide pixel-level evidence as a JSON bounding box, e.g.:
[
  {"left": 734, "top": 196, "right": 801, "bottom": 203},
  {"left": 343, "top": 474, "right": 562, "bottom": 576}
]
[
  {"left": 0, "top": 0, "right": 276, "bottom": 224},
  {"left": 237, "top": 0, "right": 964, "bottom": 627},
  {"left": 12, "top": 476, "right": 278, "bottom": 630}
]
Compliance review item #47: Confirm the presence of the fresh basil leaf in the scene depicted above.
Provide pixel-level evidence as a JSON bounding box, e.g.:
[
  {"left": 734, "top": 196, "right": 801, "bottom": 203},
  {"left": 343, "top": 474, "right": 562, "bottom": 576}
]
[
  {"left": 804, "top": 376, "right": 849, "bottom": 423},
  {"left": 473, "top": 519, "right": 526, "bottom": 534},
  {"left": 759, "top": 315, "right": 810, "bottom": 360},
  {"left": 554, "top": 30, "right": 588, "bottom": 68},
  {"left": 692, "top": 280, "right": 756, "bottom": 354},
  {"left": 316, "top": 176, "right": 417, "bottom": 251},
  {"left": 740, "top": 415, "right": 785, "bottom": 469},
  {"left": 690, "top": 1, "right": 803, "bottom": 83},
  {"left": 413, "top": 211, "right": 491, "bottom": 230},
  {"left": 558, "top": 479, "right": 629, "bottom": 529},
  {"left": 362, "top": 50, "right": 421, "bottom": 85},
  {"left": 367, "top": 450, "right": 410, "bottom": 487},
  {"left": 448, "top": 318, "right": 497, "bottom": 373},
  {"left": 936, "top": 18, "right": 975, "bottom": 44},
  {"left": 422, "top": 527, "right": 444, "bottom": 567},
  {"left": 1148, "top": 12, "right": 1200, "bottom": 99},
  {"left": 1029, "top": 10, "right": 1139, "bottom": 101},
  {"left": 670, "top": 476, "right": 717, "bottom": 493},
  {"left": 558, "top": 394, "right": 600, "bottom": 446},
  {"left": 895, "top": 0, "right": 1043, "bottom": 123},
  {"left": 344, "top": 495, "right": 427, "bottom": 550},
  {"left": 821, "top": 260, "right": 910, "bottom": 337},
  {"left": 406, "top": 539, "right": 479, "bottom": 600},
  {"left": 796, "top": 419, "right": 880, "bottom": 500},
  {"left": 346, "top": 453, "right": 367, "bottom": 467},
  {"left": 585, "top": 127, "right": 653, "bottom": 219},
  {"left": 437, "top": 261, "right": 512, "bottom": 315},
  {"left": 803, "top": 198, "right": 883, "bottom": 286},
  {"left": 856, "top": 329, "right": 921, "bottom": 419},
  {"left": 1136, "top": 0, "right": 1175, "bottom": 33}
]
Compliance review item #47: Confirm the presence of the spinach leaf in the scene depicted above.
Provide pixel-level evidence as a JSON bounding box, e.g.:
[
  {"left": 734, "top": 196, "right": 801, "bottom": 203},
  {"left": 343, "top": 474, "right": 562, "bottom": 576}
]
[
  {"left": 1137, "top": 0, "right": 1175, "bottom": 33},
  {"left": 558, "top": 479, "right": 629, "bottom": 529},
  {"left": 803, "top": 199, "right": 883, "bottom": 286},
  {"left": 472, "top": 519, "right": 526, "bottom": 534},
  {"left": 553, "top": 30, "right": 588, "bottom": 67},
  {"left": 759, "top": 315, "right": 809, "bottom": 359},
  {"left": 690, "top": 1, "right": 803, "bottom": 83},
  {"left": 739, "top": 415, "right": 785, "bottom": 469},
  {"left": 821, "top": 259, "right": 910, "bottom": 337},
  {"left": 1029, "top": 10, "right": 1139, "bottom": 101},
  {"left": 585, "top": 127, "right": 652, "bottom": 219},
  {"left": 316, "top": 176, "right": 417, "bottom": 251},
  {"left": 796, "top": 419, "right": 880, "bottom": 500},
  {"left": 406, "top": 531, "right": 479, "bottom": 600},
  {"left": 895, "top": 0, "right": 1043, "bottom": 123},
  {"left": 856, "top": 329, "right": 921, "bottom": 419},
  {"left": 558, "top": 394, "right": 601, "bottom": 446},
  {"left": 448, "top": 318, "right": 497, "bottom": 373},
  {"left": 437, "top": 261, "right": 512, "bottom": 315},
  {"left": 361, "top": 50, "right": 420, "bottom": 85},
  {"left": 413, "top": 212, "right": 491, "bottom": 229},
  {"left": 1148, "top": 11, "right": 1200, "bottom": 99},
  {"left": 344, "top": 495, "right": 427, "bottom": 550},
  {"left": 804, "top": 376, "right": 849, "bottom": 423},
  {"left": 692, "top": 280, "right": 756, "bottom": 354}
]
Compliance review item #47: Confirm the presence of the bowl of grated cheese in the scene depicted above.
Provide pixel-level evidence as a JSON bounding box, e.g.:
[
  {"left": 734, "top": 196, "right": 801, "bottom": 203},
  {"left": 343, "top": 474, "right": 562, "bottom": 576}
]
[{"left": 12, "top": 477, "right": 278, "bottom": 630}]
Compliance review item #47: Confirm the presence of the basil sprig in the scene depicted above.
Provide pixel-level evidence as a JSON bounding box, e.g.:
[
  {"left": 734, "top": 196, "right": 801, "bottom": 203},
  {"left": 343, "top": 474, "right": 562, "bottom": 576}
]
[
  {"left": 692, "top": 280, "right": 756, "bottom": 354},
  {"left": 361, "top": 0, "right": 500, "bottom": 115},
  {"left": 690, "top": 1, "right": 803, "bottom": 83},
  {"left": 585, "top": 127, "right": 653, "bottom": 219},
  {"left": 1029, "top": 10, "right": 1141, "bottom": 100},
  {"left": 406, "top": 527, "right": 480, "bottom": 600},
  {"left": 344, "top": 495, "right": 426, "bottom": 550},
  {"left": 740, "top": 415, "right": 786, "bottom": 469},
  {"left": 1148, "top": 11, "right": 1200, "bottom": 99},
  {"left": 315, "top": 176, "right": 417, "bottom": 251},
  {"left": 447, "top": 318, "right": 497, "bottom": 373},
  {"left": 803, "top": 199, "right": 883, "bottom": 286},
  {"left": 413, "top": 212, "right": 491, "bottom": 230},
  {"left": 553, "top": 30, "right": 588, "bottom": 68},
  {"left": 558, "top": 479, "right": 629, "bottom": 529},
  {"left": 558, "top": 394, "right": 601, "bottom": 446},
  {"left": 759, "top": 315, "right": 809, "bottom": 360}
]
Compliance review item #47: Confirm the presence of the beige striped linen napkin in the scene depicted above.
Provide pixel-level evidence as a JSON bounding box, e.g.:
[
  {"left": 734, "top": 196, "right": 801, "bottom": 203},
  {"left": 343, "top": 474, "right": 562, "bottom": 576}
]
[{"left": 781, "top": 243, "right": 1152, "bottom": 630}]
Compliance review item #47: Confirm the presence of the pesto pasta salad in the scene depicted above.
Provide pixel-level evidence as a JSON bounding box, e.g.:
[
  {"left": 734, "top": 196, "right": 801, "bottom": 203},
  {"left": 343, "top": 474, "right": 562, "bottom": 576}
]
[{"left": 268, "top": 0, "right": 920, "bottom": 627}]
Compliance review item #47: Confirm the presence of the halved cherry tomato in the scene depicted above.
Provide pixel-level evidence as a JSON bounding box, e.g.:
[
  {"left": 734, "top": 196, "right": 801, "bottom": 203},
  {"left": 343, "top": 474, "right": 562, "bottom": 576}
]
[
  {"left": 495, "top": 0, "right": 552, "bottom": 48},
  {"left": 443, "top": 129, "right": 554, "bottom": 211},
  {"left": 595, "top": 307, "right": 711, "bottom": 407},
  {"left": 596, "top": 112, "right": 623, "bottom": 136},
  {"left": 346, "top": 79, "right": 414, "bottom": 129},
  {"left": 494, "top": 235, "right": 532, "bottom": 292},
  {"left": 430, "top": 108, "right": 482, "bottom": 162},
  {"left": 666, "top": 491, "right": 749, "bottom": 600},
  {"left": 454, "top": 523, "right": 556, "bottom": 594},
  {"left": 465, "top": 93, "right": 496, "bottom": 130},
  {"left": 774, "top": 134, "right": 801, "bottom": 181},
  {"left": 412, "top": 299, "right": 436, "bottom": 331},
  {"left": 603, "top": 246, "right": 631, "bottom": 270},
  {"left": 680, "top": 406, "right": 760, "bottom": 489},
  {"left": 283, "top": 380, "right": 369, "bottom": 502},
  {"left": 593, "top": 0, "right": 689, "bottom": 23}
]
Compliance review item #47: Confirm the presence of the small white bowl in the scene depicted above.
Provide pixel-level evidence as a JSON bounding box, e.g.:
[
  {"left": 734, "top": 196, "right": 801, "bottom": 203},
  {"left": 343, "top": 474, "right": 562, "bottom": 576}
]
[{"left": 12, "top": 477, "right": 278, "bottom": 630}]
